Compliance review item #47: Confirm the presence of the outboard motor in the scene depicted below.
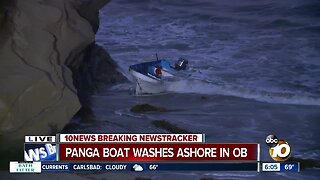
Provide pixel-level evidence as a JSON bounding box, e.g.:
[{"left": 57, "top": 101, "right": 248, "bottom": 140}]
[{"left": 175, "top": 57, "right": 188, "bottom": 70}]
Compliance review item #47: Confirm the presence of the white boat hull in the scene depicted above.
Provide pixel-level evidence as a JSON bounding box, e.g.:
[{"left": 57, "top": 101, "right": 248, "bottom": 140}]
[{"left": 130, "top": 69, "right": 166, "bottom": 94}]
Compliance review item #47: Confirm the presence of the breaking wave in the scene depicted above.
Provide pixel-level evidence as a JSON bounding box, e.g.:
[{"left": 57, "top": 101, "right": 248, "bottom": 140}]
[{"left": 166, "top": 79, "right": 320, "bottom": 106}]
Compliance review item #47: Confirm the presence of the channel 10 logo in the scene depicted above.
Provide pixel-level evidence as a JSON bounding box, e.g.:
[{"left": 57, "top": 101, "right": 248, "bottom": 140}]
[{"left": 265, "top": 135, "right": 291, "bottom": 162}]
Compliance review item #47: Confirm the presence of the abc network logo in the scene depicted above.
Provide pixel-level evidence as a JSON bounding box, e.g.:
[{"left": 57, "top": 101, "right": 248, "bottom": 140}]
[{"left": 265, "top": 134, "right": 291, "bottom": 162}]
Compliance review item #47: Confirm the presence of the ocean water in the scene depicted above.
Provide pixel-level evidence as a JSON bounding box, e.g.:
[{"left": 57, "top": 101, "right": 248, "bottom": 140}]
[{"left": 92, "top": 0, "right": 320, "bottom": 179}]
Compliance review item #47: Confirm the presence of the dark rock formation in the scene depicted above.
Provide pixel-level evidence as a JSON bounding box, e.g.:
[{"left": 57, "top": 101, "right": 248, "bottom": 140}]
[
  {"left": 74, "top": 0, "right": 110, "bottom": 33},
  {"left": 130, "top": 104, "right": 168, "bottom": 113},
  {"left": 69, "top": 43, "right": 127, "bottom": 98},
  {"left": 0, "top": 0, "right": 121, "bottom": 151},
  {"left": 67, "top": 43, "right": 127, "bottom": 123},
  {"left": 152, "top": 120, "right": 192, "bottom": 134}
]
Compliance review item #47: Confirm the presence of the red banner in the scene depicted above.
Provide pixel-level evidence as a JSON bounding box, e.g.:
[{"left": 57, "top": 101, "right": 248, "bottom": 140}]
[{"left": 59, "top": 143, "right": 258, "bottom": 161}]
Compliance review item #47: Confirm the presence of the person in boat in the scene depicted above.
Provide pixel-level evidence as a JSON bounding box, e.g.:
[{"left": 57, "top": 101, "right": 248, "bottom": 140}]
[
  {"left": 154, "top": 64, "right": 162, "bottom": 77},
  {"left": 147, "top": 63, "right": 162, "bottom": 78}
]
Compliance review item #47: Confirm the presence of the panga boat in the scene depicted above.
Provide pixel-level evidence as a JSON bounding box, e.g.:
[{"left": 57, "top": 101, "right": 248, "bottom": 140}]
[{"left": 129, "top": 57, "right": 189, "bottom": 95}]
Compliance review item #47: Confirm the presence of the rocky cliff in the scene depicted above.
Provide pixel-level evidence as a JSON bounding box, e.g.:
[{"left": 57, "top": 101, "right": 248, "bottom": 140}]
[{"left": 0, "top": 0, "right": 124, "bottom": 152}]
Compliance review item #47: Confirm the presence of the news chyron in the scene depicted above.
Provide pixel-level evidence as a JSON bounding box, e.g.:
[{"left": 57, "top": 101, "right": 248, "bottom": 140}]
[
  {"left": 24, "top": 136, "right": 57, "bottom": 161},
  {"left": 265, "top": 134, "right": 291, "bottom": 162}
]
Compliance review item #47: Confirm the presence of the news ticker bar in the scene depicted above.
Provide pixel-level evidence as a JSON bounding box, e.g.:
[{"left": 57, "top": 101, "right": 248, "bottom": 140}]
[
  {"left": 25, "top": 134, "right": 205, "bottom": 143},
  {"left": 59, "top": 143, "right": 258, "bottom": 161},
  {"left": 24, "top": 135, "right": 259, "bottom": 162},
  {"left": 24, "top": 143, "right": 259, "bottom": 161},
  {"left": 10, "top": 162, "right": 300, "bottom": 173}
]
